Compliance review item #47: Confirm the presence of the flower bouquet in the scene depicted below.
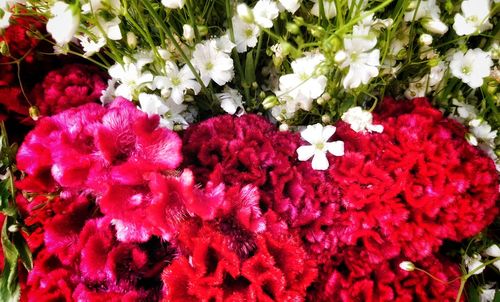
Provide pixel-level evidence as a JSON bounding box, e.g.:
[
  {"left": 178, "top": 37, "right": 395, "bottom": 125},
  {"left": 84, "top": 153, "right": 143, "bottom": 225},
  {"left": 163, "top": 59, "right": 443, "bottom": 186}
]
[{"left": 0, "top": 0, "right": 499, "bottom": 301}]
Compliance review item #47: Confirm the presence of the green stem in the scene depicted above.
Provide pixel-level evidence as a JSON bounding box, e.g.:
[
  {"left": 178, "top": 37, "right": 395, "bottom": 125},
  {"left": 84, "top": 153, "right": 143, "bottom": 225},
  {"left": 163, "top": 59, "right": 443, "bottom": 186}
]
[{"left": 455, "top": 279, "right": 466, "bottom": 302}]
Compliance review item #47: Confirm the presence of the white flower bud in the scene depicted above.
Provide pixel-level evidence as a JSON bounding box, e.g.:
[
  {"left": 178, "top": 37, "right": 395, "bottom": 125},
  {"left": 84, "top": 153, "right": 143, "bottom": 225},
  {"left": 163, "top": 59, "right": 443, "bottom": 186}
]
[
  {"left": 237, "top": 3, "right": 254, "bottom": 23},
  {"left": 419, "top": 34, "right": 433, "bottom": 46},
  {"left": 399, "top": 261, "right": 415, "bottom": 272},
  {"left": 183, "top": 24, "right": 195, "bottom": 41},
  {"left": 279, "top": 123, "right": 289, "bottom": 131},
  {"left": 321, "top": 115, "right": 331, "bottom": 124},
  {"left": 485, "top": 244, "right": 500, "bottom": 257},
  {"left": 334, "top": 50, "right": 347, "bottom": 64},
  {"left": 126, "top": 32, "right": 137, "bottom": 49},
  {"left": 421, "top": 18, "right": 448, "bottom": 35}
]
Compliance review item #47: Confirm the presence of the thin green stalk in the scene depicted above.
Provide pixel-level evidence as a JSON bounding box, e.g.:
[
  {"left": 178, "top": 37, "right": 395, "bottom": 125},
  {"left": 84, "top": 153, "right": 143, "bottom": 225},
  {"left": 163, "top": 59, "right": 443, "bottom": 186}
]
[
  {"left": 186, "top": 0, "right": 200, "bottom": 41},
  {"left": 141, "top": 0, "right": 209, "bottom": 96}
]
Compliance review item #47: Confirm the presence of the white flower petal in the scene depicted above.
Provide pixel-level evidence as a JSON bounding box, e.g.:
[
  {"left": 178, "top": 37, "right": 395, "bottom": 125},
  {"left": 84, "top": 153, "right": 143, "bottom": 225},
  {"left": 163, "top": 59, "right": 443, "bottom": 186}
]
[
  {"left": 311, "top": 151, "right": 329, "bottom": 170},
  {"left": 327, "top": 140, "right": 344, "bottom": 156},
  {"left": 297, "top": 145, "right": 316, "bottom": 161}
]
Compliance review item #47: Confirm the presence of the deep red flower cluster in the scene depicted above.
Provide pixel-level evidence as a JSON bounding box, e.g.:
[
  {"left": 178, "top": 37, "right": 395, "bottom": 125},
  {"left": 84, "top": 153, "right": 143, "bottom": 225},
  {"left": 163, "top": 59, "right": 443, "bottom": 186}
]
[
  {"left": 0, "top": 7, "right": 43, "bottom": 63},
  {"left": 31, "top": 64, "right": 108, "bottom": 116},
  {"left": 11, "top": 97, "right": 498, "bottom": 301}
]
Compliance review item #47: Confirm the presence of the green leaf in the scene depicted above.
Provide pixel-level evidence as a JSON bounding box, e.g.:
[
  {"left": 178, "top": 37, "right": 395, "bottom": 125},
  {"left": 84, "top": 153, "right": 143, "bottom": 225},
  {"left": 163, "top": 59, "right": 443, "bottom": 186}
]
[
  {"left": 1, "top": 218, "right": 19, "bottom": 295},
  {"left": 244, "top": 50, "right": 256, "bottom": 85},
  {"left": 468, "top": 285, "right": 480, "bottom": 302},
  {"left": 494, "top": 289, "right": 500, "bottom": 302},
  {"left": 13, "top": 233, "right": 32, "bottom": 271}
]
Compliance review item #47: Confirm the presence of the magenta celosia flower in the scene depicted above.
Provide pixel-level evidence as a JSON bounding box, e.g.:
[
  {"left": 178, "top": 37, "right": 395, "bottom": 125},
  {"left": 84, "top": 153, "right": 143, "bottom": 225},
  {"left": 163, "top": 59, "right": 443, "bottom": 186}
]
[
  {"left": 32, "top": 64, "right": 108, "bottom": 116},
  {"left": 17, "top": 98, "right": 182, "bottom": 195}
]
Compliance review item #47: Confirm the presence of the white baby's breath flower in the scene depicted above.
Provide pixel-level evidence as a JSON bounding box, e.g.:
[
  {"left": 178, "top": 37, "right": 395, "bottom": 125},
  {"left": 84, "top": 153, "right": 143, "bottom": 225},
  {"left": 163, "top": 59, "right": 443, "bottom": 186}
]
[
  {"left": 153, "top": 61, "right": 201, "bottom": 104},
  {"left": 182, "top": 24, "right": 194, "bottom": 41},
  {"left": 340, "top": 24, "right": 380, "bottom": 89},
  {"left": 216, "top": 86, "right": 245, "bottom": 115},
  {"left": 138, "top": 93, "right": 188, "bottom": 129},
  {"left": 469, "top": 119, "right": 497, "bottom": 149},
  {"left": 450, "top": 48, "right": 493, "bottom": 89},
  {"left": 215, "top": 34, "right": 236, "bottom": 53},
  {"left": 479, "top": 284, "right": 497, "bottom": 302},
  {"left": 162, "top": 0, "right": 185, "bottom": 9},
  {"left": 278, "top": 0, "right": 300, "bottom": 13},
  {"left": 232, "top": 16, "right": 260, "bottom": 53},
  {"left": 77, "top": 32, "right": 106, "bottom": 57},
  {"left": 453, "top": 0, "right": 492, "bottom": 36},
  {"left": 399, "top": 261, "right": 415, "bottom": 272},
  {"left": 97, "top": 16, "right": 122, "bottom": 40},
  {"left": 405, "top": 76, "right": 430, "bottom": 99},
  {"left": 138, "top": 93, "right": 169, "bottom": 116},
  {"left": 46, "top": 1, "right": 80, "bottom": 46},
  {"left": 109, "top": 59, "right": 154, "bottom": 100},
  {"left": 277, "top": 53, "right": 327, "bottom": 113},
  {"left": 464, "top": 254, "right": 485, "bottom": 275},
  {"left": 253, "top": 0, "right": 279, "bottom": 28},
  {"left": 485, "top": 245, "right": 500, "bottom": 258},
  {"left": 237, "top": 3, "right": 254, "bottom": 23},
  {"left": 100, "top": 78, "right": 117, "bottom": 104},
  {"left": 341, "top": 106, "right": 383, "bottom": 133},
  {"left": 191, "top": 39, "right": 234, "bottom": 86},
  {"left": 297, "top": 124, "right": 344, "bottom": 170},
  {"left": 421, "top": 18, "right": 448, "bottom": 35},
  {"left": 311, "top": 0, "right": 337, "bottom": 18},
  {"left": 404, "top": 0, "right": 440, "bottom": 21}
]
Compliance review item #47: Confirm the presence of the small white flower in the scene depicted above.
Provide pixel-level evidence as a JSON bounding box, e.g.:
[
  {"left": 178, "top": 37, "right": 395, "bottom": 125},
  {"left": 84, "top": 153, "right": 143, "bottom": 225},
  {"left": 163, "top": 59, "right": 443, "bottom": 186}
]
[
  {"left": 216, "top": 86, "right": 245, "bottom": 115},
  {"left": 237, "top": 3, "right": 254, "bottom": 23},
  {"left": 161, "top": 0, "right": 185, "bottom": 9},
  {"left": 428, "top": 61, "right": 446, "bottom": 87},
  {"left": 182, "top": 24, "right": 195, "bottom": 41},
  {"left": 0, "top": 8, "right": 11, "bottom": 29},
  {"left": 485, "top": 244, "right": 500, "bottom": 258},
  {"left": 341, "top": 106, "right": 384, "bottom": 133},
  {"left": 418, "top": 34, "right": 433, "bottom": 46},
  {"left": 297, "top": 124, "right": 344, "bottom": 170},
  {"left": 421, "top": 18, "right": 448, "bottom": 35},
  {"left": 479, "top": 285, "right": 497, "bottom": 302},
  {"left": 109, "top": 59, "right": 154, "bottom": 100},
  {"left": 100, "top": 78, "right": 117, "bottom": 104},
  {"left": 126, "top": 31, "right": 137, "bottom": 48},
  {"left": 450, "top": 48, "right": 493, "bottom": 89},
  {"left": 97, "top": 16, "right": 122, "bottom": 40},
  {"left": 453, "top": 0, "right": 492, "bottom": 36},
  {"left": 153, "top": 61, "right": 201, "bottom": 104},
  {"left": 77, "top": 32, "right": 106, "bottom": 57},
  {"left": 340, "top": 25, "right": 380, "bottom": 89},
  {"left": 464, "top": 254, "right": 485, "bottom": 275},
  {"left": 215, "top": 34, "right": 236, "bottom": 53},
  {"left": 46, "top": 1, "right": 80, "bottom": 46},
  {"left": 405, "top": 76, "right": 430, "bottom": 99},
  {"left": 399, "top": 261, "right": 415, "bottom": 272},
  {"left": 404, "top": 0, "right": 440, "bottom": 21},
  {"left": 232, "top": 16, "right": 260, "bottom": 53},
  {"left": 469, "top": 119, "right": 497, "bottom": 149},
  {"left": 252, "top": 0, "right": 279, "bottom": 28},
  {"left": 278, "top": 0, "right": 300, "bottom": 13},
  {"left": 191, "top": 39, "right": 234, "bottom": 86},
  {"left": 138, "top": 93, "right": 169, "bottom": 116},
  {"left": 279, "top": 53, "right": 327, "bottom": 100},
  {"left": 311, "top": 0, "right": 337, "bottom": 18}
]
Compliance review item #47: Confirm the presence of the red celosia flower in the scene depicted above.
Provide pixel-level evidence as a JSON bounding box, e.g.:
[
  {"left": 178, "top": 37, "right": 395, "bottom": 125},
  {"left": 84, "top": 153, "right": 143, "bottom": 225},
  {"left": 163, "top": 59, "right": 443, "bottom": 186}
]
[
  {"left": 303, "top": 98, "right": 498, "bottom": 263},
  {"left": 163, "top": 212, "right": 317, "bottom": 302},
  {"left": 0, "top": 9, "right": 43, "bottom": 62},
  {"left": 312, "top": 252, "right": 462, "bottom": 302},
  {"left": 31, "top": 64, "right": 108, "bottom": 116}
]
